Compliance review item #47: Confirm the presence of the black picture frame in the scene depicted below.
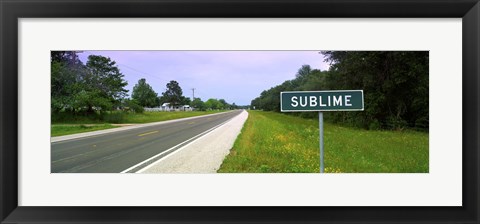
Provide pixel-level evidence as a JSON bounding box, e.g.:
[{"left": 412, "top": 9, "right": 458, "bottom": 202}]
[{"left": 1, "top": 0, "right": 479, "bottom": 223}]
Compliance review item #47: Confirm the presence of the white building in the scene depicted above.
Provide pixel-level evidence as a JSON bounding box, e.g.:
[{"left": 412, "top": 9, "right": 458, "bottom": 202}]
[{"left": 144, "top": 103, "right": 192, "bottom": 112}]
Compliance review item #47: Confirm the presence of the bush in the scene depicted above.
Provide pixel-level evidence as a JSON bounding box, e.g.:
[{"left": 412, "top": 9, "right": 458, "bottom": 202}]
[
  {"left": 129, "top": 103, "right": 144, "bottom": 113},
  {"left": 102, "top": 112, "right": 125, "bottom": 124},
  {"left": 123, "top": 99, "right": 144, "bottom": 113},
  {"left": 51, "top": 111, "right": 102, "bottom": 124},
  {"left": 368, "top": 119, "right": 382, "bottom": 130},
  {"left": 386, "top": 116, "right": 408, "bottom": 130},
  {"left": 414, "top": 117, "right": 429, "bottom": 132}
]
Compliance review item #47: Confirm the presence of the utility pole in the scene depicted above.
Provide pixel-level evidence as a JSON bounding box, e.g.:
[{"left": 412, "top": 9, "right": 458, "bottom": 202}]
[{"left": 191, "top": 88, "right": 195, "bottom": 101}]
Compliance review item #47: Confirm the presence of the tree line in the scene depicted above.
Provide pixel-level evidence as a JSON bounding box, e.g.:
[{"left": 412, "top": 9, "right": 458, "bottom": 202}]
[
  {"left": 251, "top": 51, "right": 429, "bottom": 131},
  {"left": 51, "top": 51, "right": 237, "bottom": 117},
  {"left": 131, "top": 78, "right": 238, "bottom": 111}
]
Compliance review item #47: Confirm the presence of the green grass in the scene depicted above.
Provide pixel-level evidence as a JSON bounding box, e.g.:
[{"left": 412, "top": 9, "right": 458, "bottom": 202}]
[
  {"left": 218, "top": 111, "right": 429, "bottom": 173},
  {"left": 52, "top": 110, "right": 227, "bottom": 136},
  {"left": 51, "top": 124, "right": 118, "bottom": 137}
]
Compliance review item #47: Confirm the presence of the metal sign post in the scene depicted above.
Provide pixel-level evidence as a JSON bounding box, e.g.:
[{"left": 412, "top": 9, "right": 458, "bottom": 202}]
[
  {"left": 280, "top": 90, "right": 364, "bottom": 173},
  {"left": 319, "top": 112, "right": 324, "bottom": 173}
]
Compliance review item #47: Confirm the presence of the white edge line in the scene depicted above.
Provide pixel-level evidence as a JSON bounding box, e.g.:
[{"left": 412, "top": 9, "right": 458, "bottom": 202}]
[
  {"left": 137, "top": 111, "right": 247, "bottom": 173},
  {"left": 120, "top": 112, "right": 241, "bottom": 174},
  {"left": 125, "top": 114, "right": 238, "bottom": 174}
]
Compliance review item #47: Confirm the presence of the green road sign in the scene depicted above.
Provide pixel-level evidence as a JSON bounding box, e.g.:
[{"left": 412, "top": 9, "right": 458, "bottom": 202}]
[
  {"left": 281, "top": 90, "right": 364, "bottom": 173},
  {"left": 280, "top": 90, "right": 364, "bottom": 112}
]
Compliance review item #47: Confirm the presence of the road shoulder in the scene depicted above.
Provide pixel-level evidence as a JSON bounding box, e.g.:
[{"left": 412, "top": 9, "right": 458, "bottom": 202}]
[{"left": 139, "top": 110, "right": 249, "bottom": 173}]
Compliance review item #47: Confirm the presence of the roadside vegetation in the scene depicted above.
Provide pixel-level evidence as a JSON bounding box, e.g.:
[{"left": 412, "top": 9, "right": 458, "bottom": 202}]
[
  {"left": 251, "top": 52, "right": 429, "bottom": 131},
  {"left": 51, "top": 52, "right": 240, "bottom": 117},
  {"left": 218, "top": 111, "right": 429, "bottom": 173},
  {"left": 51, "top": 51, "right": 244, "bottom": 137}
]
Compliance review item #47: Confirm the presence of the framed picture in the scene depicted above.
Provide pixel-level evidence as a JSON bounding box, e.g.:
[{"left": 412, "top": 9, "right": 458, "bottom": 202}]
[{"left": 1, "top": 0, "right": 479, "bottom": 223}]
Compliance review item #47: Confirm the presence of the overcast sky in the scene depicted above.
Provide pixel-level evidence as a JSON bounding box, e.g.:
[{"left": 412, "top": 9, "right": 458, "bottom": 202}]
[{"left": 78, "top": 51, "right": 330, "bottom": 105}]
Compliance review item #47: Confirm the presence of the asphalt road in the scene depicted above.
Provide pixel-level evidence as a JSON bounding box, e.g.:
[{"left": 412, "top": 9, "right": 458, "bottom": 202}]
[{"left": 51, "top": 110, "right": 243, "bottom": 173}]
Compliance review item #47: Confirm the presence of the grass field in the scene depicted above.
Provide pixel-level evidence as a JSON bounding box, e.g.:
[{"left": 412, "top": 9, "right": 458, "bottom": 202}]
[
  {"left": 51, "top": 110, "right": 226, "bottom": 136},
  {"left": 218, "top": 111, "right": 429, "bottom": 173}
]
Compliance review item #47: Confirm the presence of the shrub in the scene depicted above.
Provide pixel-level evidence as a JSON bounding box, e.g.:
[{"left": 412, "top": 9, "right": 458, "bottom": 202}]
[
  {"left": 102, "top": 112, "right": 125, "bottom": 124},
  {"left": 386, "top": 116, "right": 408, "bottom": 130},
  {"left": 368, "top": 119, "right": 382, "bottom": 130},
  {"left": 123, "top": 99, "right": 144, "bottom": 113}
]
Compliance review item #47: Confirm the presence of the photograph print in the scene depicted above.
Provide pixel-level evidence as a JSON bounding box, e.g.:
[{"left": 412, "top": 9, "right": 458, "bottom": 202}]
[{"left": 51, "top": 51, "right": 429, "bottom": 173}]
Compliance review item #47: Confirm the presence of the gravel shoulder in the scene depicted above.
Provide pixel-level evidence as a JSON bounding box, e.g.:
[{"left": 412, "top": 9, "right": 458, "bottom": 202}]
[{"left": 139, "top": 110, "right": 249, "bottom": 173}]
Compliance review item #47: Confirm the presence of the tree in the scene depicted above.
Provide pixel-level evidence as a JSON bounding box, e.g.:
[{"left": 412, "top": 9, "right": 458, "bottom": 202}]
[
  {"left": 205, "top": 98, "right": 221, "bottom": 110},
  {"left": 51, "top": 51, "right": 87, "bottom": 113},
  {"left": 132, "top": 78, "right": 159, "bottom": 107},
  {"left": 181, "top": 96, "right": 191, "bottom": 106},
  {"left": 322, "top": 51, "right": 429, "bottom": 130},
  {"left": 295, "top": 64, "right": 312, "bottom": 80},
  {"left": 51, "top": 52, "right": 129, "bottom": 114},
  {"left": 51, "top": 61, "right": 80, "bottom": 113},
  {"left": 161, "top": 80, "right": 183, "bottom": 107},
  {"left": 218, "top": 99, "right": 229, "bottom": 109},
  {"left": 81, "top": 55, "right": 128, "bottom": 113},
  {"left": 51, "top": 51, "right": 83, "bottom": 66},
  {"left": 191, "top": 98, "right": 205, "bottom": 111},
  {"left": 122, "top": 99, "right": 144, "bottom": 113},
  {"left": 86, "top": 55, "right": 128, "bottom": 101},
  {"left": 249, "top": 51, "right": 429, "bottom": 131}
]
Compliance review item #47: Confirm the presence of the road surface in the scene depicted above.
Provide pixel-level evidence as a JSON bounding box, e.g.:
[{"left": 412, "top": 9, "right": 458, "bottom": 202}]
[{"left": 51, "top": 110, "right": 243, "bottom": 173}]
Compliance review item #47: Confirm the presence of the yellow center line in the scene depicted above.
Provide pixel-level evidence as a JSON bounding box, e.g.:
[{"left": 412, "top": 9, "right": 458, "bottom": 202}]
[
  {"left": 138, "top": 130, "right": 159, "bottom": 137},
  {"left": 188, "top": 122, "right": 195, "bottom": 124}
]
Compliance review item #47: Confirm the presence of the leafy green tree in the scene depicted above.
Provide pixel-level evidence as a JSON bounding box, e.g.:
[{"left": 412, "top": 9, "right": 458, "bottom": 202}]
[
  {"left": 162, "top": 80, "right": 183, "bottom": 107},
  {"left": 295, "top": 64, "right": 312, "bottom": 85},
  {"left": 204, "top": 99, "right": 213, "bottom": 110},
  {"left": 215, "top": 100, "right": 224, "bottom": 110},
  {"left": 218, "top": 99, "right": 229, "bottom": 109},
  {"left": 158, "top": 95, "right": 167, "bottom": 105},
  {"left": 72, "top": 89, "right": 113, "bottom": 112},
  {"left": 154, "top": 96, "right": 161, "bottom": 107},
  {"left": 205, "top": 98, "right": 222, "bottom": 110},
  {"left": 322, "top": 51, "right": 429, "bottom": 130},
  {"left": 51, "top": 51, "right": 87, "bottom": 113},
  {"left": 181, "top": 96, "right": 191, "bottom": 106},
  {"left": 51, "top": 61, "right": 79, "bottom": 113},
  {"left": 122, "top": 98, "right": 144, "bottom": 113},
  {"left": 86, "top": 55, "right": 128, "bottom": 106},
  {"left": 51, "top": 51, "right": 83, "bottom": 66},
  {"left": 132, "top": 78, "right": 158, "bottom": 107},
  {"left": 249, "top": 51, "right": 428, "bottom": 131},
  {"left": 191, "top": 98, "right": 205, "bottom": 111},
  {"left": 50, "top": 52, "right": 129, "bottom": 115}
]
